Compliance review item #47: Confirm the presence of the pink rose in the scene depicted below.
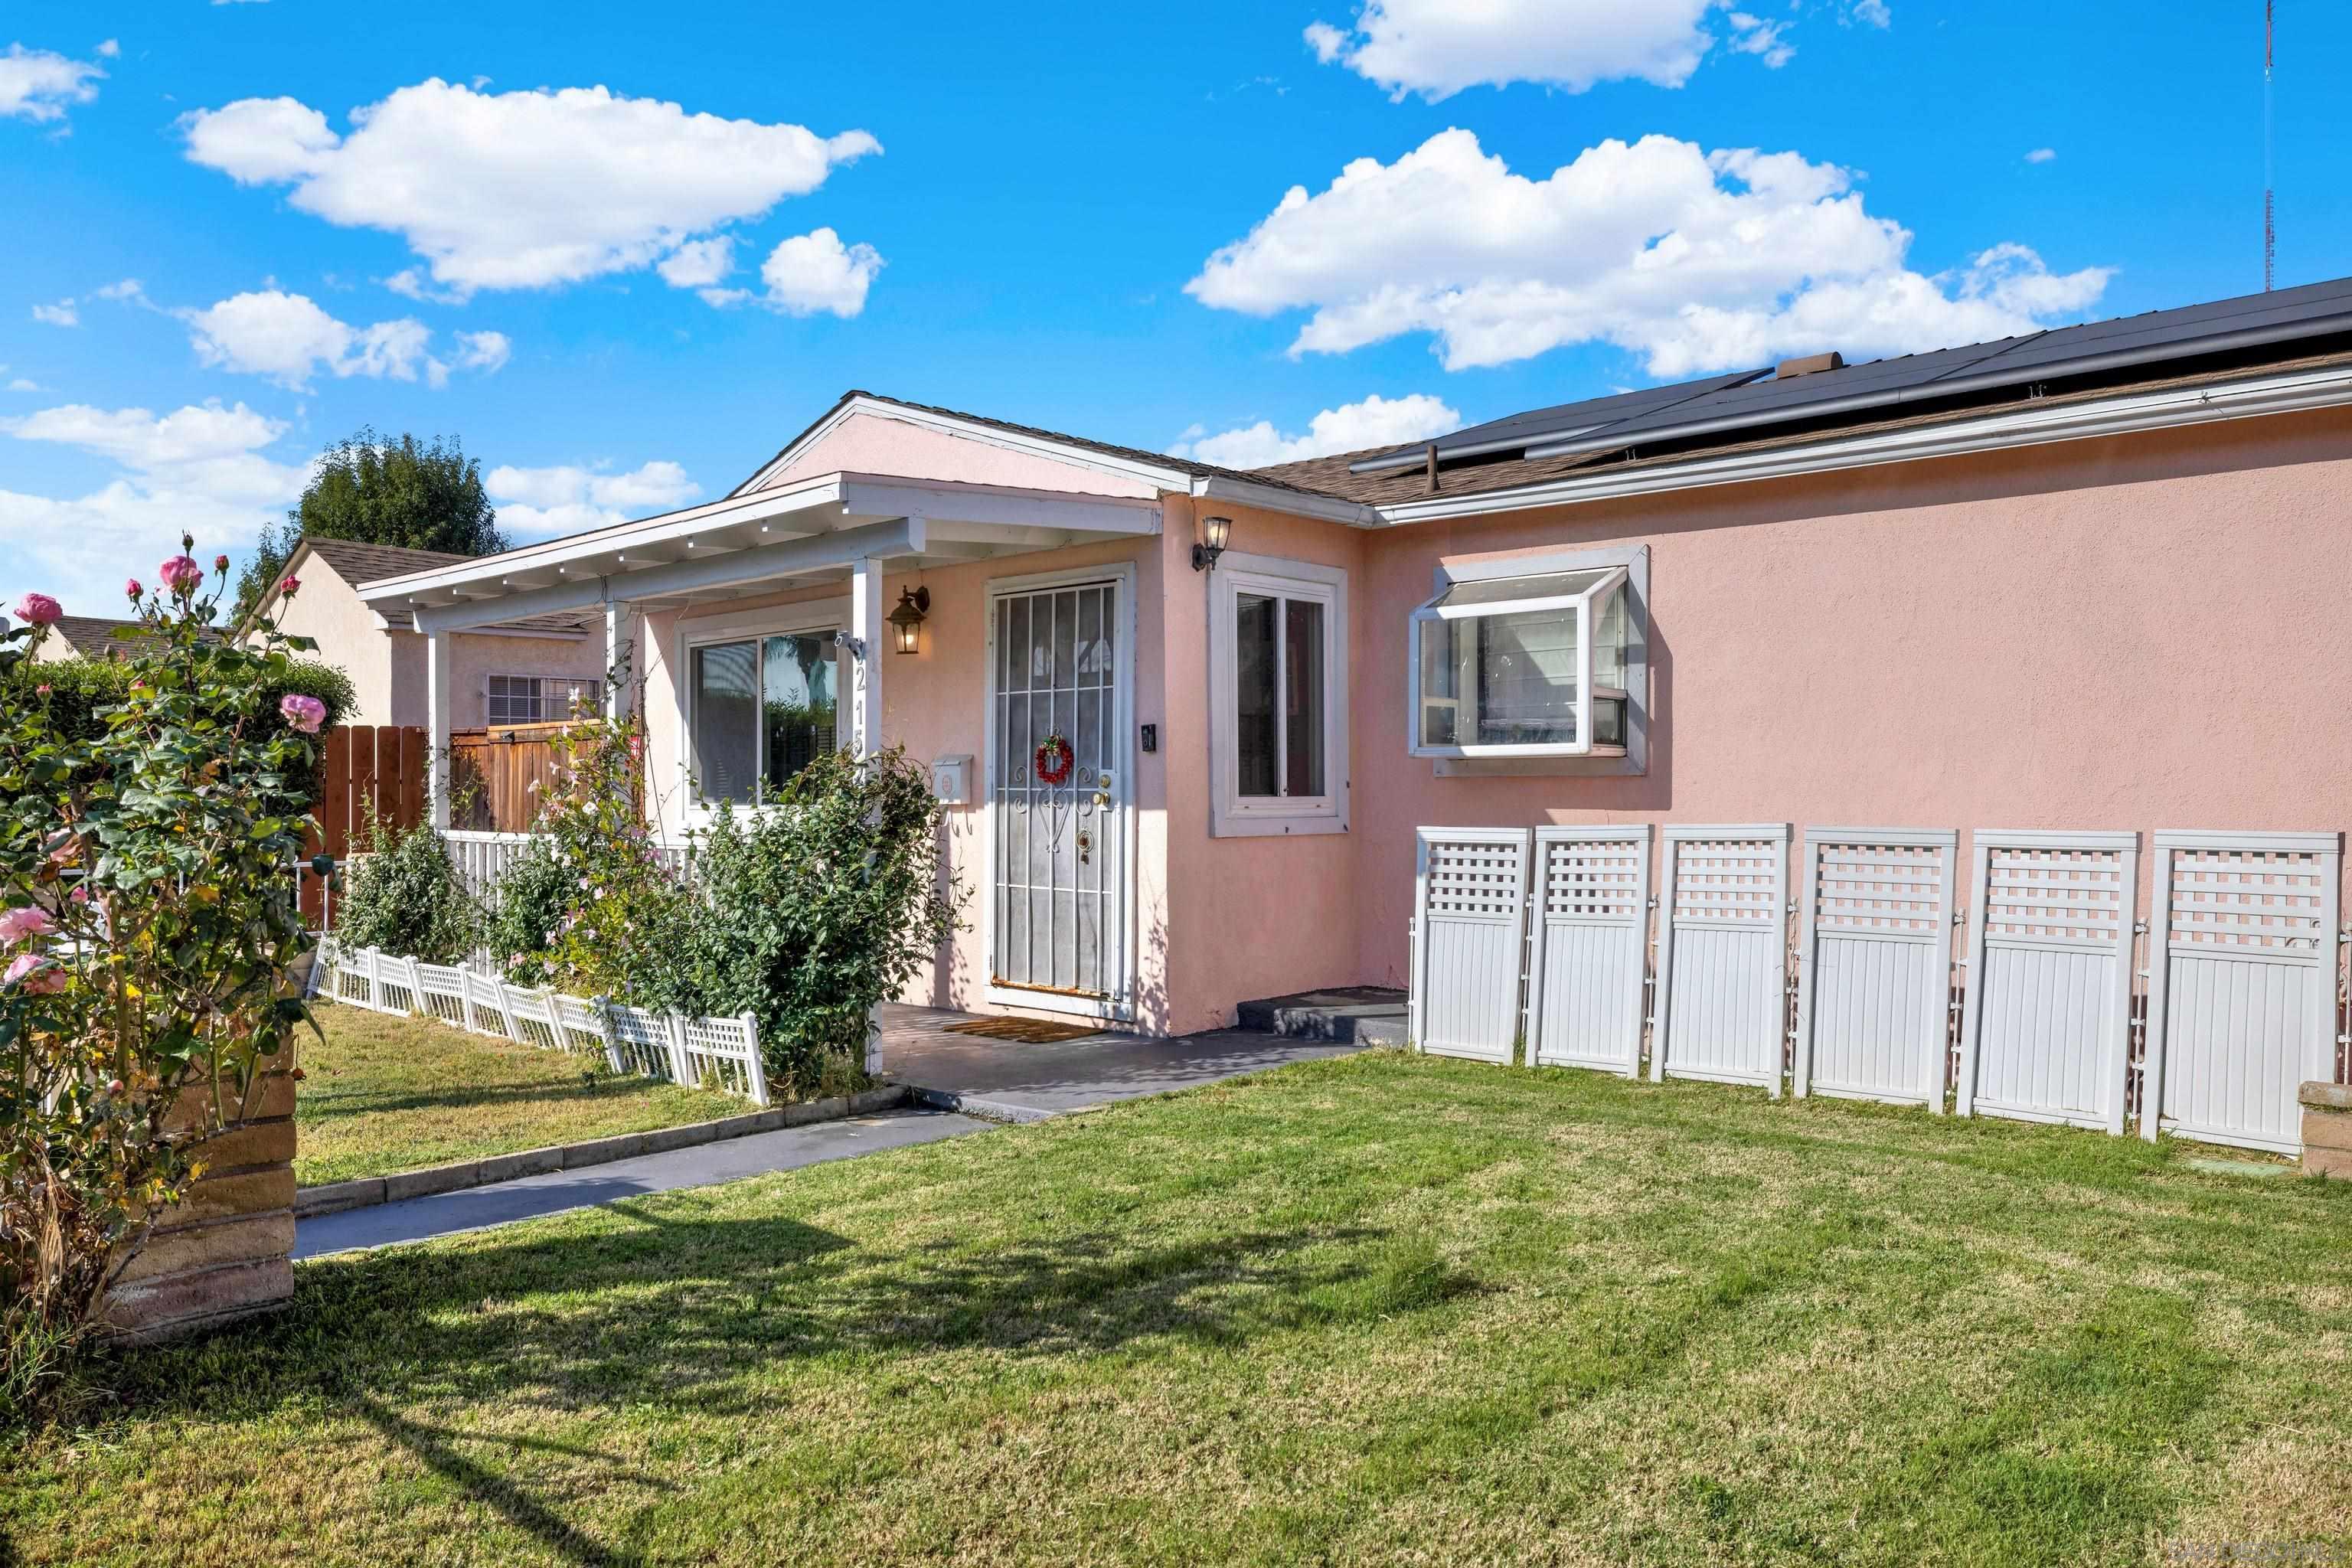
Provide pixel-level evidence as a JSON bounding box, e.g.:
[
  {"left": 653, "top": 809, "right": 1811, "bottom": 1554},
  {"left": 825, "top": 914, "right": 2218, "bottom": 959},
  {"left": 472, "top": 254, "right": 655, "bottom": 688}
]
[
  {"left": 279, "top": 693, "right": 327, "bottom": 734},
  {"left": 158, "top": 555, "right": 204, "bottom": 596},
  {"left": 11, "top": 593, "right": 61, "bottom": 626},
  {"left": 214, "top": 554, "right": 230, "bottom": 573},
  {"left": 279, "top": 574, "right": 301, "bottom": 597},
  {"left": 67, "top": 884, "right": 89, "bottom": 905},
  {"left": 125, "top": 578, "right": 142, "bottom": 599},
  {"left": 4, "top": 953, "right": 64, "bottom": 994},
  {"left": 0, "top": 907, "right": 55, "bottom": 945}
]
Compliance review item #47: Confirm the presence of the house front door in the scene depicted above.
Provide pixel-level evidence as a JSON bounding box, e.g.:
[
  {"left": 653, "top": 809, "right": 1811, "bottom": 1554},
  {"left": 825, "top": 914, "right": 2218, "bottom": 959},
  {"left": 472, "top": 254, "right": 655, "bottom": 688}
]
[{"left": 988, "top": 573, "right": 1129, "bottom": 1011}]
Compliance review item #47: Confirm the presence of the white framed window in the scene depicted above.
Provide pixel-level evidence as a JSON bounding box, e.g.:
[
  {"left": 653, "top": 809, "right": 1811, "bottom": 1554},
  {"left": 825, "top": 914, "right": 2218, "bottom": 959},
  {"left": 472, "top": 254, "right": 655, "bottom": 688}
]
[
  {"left": 1410, "top": 548, "right": 1644, "bottom": 766},
  {"left": 1208, "top": 552, "right": 1348, "bottom": 838},
  {"left": 680, "top": 607, "right": 846, "bottom": 809},
  {"left": 485, "top": 673, "right": 599, "bottom": 724}
]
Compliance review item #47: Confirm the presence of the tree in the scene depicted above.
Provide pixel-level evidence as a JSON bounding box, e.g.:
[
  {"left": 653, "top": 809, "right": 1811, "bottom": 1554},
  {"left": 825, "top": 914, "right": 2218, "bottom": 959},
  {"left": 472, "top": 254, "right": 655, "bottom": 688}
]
[{"left": 233, "top": 430, "right": 508, "bottom": 622}]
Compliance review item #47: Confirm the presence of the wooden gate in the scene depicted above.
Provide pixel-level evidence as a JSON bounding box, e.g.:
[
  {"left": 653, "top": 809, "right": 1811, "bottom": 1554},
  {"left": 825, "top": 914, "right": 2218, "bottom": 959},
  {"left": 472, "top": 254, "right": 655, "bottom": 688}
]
[
  {"left": 1411, "top": 828, "right": 1532, "bottom": 1063},
  {"left": 301, "top": 725, "right": 427, "bottom": 922},
  {"left": 450, "top": 720, "right": 577, "bottom": 832},
  {"left": 1792, "top": 828, "right": 1957, "bottom": 1109},
  {"left": 1955, "top": 830, "right": 2138, "bottom": 1133},
  {"left": 1653, "top": 825, "right": 1789, "bottom": 1095},
  {"left": 1525, "top": 825, "right": 1651, "bottom": 1076},
  {"left": 2143, "top": 831, "right": 2341, "bottom": 1153}
]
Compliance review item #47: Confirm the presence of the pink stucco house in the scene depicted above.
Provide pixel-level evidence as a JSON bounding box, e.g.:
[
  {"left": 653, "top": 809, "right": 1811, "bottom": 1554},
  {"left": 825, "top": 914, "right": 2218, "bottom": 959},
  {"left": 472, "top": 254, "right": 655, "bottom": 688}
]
[
  {"left": 349, "top": 275, "right": 2352, "bottom": 1058},
  {"left": 245, "top": 537, "right": 607, "bottom": 728}
]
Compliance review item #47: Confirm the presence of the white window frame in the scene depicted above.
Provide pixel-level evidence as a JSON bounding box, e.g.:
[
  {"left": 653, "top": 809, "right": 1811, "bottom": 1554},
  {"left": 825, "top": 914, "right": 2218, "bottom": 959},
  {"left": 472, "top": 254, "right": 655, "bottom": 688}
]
[
  {"left": 1207, "top": 551, "right": 1348, "bottom": 838},
  {"left": 675, "top": 598, "right": 848, "bottom": 824},
  {"left": 1410, "top": 544, "right": 1649, "bottom": 777},
  {"left": 484, "top": 672, "right": 600, "bottom": 725}
]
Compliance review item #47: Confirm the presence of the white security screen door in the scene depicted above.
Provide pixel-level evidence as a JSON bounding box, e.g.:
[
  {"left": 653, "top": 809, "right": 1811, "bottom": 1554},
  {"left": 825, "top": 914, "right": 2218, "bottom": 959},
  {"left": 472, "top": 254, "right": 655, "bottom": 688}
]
[{"left": 990, "top": 578, "right": 1127, "bottom": 1004}]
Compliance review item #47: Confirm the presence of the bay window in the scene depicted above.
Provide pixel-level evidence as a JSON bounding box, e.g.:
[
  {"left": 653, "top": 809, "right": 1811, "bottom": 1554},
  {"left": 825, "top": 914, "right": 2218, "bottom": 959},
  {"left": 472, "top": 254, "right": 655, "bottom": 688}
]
[
  {"left": 1411, "top": 562, "right": 1632, "bottom": 760},
  {"left": 687, "top": 629, "right": 841, "bottom": 805},
  {"left": 1209, "top": 554, "right": 1348, "bottom": 837}
]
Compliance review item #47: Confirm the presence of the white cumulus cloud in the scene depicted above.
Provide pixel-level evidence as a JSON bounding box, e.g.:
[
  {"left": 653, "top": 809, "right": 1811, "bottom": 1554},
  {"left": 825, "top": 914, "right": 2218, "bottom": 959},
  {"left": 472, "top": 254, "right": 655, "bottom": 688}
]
[
  {"left": 180, "top": 80, "right": 880, "bottom": 299},
  {"left": 756, "top": 227, "right": 883, "bottom": 317},
  {"left": 1303, "top": 0, "right": 1890, "bottom": 99},
  {"left": 0, "top": 400, "right": 310, "bottom": 611},
  {"left": 177, "top": 288, "right": 509, "bottom": 390},
  {"left": 485, "top": 460, "right": 701, "bottom": 539},
  {"left": 1168, "top": 393, "right": 1462, "bottom": 469},
  {"left": 2025, "top": 147, "right": 2056, "bottom": 164},
  {"left": 0, "top": 42, "right": 106, "bottom": 123},
  {"left": 30, "top": 299, "right": 77, "bottom": 326},
  {"left": 1186, "top": 129, "right": 2112, "bottom": 377}
]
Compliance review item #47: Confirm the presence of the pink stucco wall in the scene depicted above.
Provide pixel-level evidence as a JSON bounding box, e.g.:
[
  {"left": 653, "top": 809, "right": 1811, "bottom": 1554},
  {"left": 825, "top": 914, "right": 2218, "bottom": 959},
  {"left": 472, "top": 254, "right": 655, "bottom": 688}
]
[
  {"left": 638, "top": 399, "right": 2352, "bottom": 1037},
  {"left": 1346, "top": 407, "right": 2352, "bottom": 988}
]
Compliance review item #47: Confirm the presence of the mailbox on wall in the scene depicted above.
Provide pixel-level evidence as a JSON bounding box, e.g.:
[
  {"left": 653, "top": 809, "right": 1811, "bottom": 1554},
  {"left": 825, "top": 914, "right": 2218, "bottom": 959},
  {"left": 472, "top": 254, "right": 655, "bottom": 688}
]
[{"left": 931, "top": 753, "right": 973, "bottom": 805}]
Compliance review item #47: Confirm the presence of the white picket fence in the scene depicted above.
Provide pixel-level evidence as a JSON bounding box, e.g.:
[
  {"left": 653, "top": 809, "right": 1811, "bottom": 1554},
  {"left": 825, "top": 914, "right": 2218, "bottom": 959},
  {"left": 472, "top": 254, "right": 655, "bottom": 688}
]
[
  {"left": 313, "top": 936, "right": 768, "bottom": 1105},
  {"left": 1407, "top": 822, "right": 2350, "bottom": 1157}
]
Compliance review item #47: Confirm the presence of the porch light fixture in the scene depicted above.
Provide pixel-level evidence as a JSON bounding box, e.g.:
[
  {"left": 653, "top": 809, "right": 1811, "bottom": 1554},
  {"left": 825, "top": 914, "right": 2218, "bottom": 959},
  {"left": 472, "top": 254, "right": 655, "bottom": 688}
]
[
  {"left": 888, "top": 586, "right": 930, "bottom": 655},
  {"left": 1193, "top": 514, "right": 1232, "bottom": 573}
]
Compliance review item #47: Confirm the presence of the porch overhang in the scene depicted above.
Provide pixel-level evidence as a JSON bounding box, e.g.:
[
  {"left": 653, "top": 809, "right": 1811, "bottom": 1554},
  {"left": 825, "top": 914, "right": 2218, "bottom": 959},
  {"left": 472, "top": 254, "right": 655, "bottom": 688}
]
[{"left": 358, "top": 471, "right": 1162, "bottom": 635}]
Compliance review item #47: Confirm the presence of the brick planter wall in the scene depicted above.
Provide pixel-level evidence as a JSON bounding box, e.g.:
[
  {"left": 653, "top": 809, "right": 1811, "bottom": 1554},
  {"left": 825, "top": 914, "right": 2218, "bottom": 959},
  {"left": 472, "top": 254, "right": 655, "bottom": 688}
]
[
  {"left": 100, "top": 1060, "right": 298, "bottom": 1344},
  {"left": 2301, "top": 1082, "right": 2352, "bottom": 1180}
]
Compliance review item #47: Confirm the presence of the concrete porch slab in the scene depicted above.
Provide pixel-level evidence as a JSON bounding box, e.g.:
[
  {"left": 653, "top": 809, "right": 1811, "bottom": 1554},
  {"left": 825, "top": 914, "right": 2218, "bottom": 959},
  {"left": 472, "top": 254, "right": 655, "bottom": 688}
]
[{"left": 881, "top": 1004, "right": 1369, "bottom": 1118}]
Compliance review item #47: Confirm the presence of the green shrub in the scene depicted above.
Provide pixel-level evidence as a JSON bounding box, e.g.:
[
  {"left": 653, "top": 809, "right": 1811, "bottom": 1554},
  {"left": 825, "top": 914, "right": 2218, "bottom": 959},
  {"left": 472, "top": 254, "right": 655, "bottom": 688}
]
[
  {"left": 4, "top": 648, "right": 354, "bottom": 759},
  {"left": 479, "top": 835, "right": 573, "bottom": 987},
  {"left": 645, "top": 746, "right": 962, "bottom": 1096},
  {"left": 335, "top": 817, "right": 478, "bottom": 965}
]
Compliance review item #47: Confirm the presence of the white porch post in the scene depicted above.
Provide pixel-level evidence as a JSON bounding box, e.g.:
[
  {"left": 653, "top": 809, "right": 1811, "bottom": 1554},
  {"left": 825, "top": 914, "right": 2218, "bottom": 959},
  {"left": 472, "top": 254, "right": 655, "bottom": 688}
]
[
  {"left": 849, "top": 557, "right": 883, "bottom": 757},
  {"left": 425, "top": 629, "right": 452, "bottom": 829},
  {"left": 849, "top": 556, "right": 887, "bottom": 1075},
  {"left": 603, "top": 597, "right": 635, "bottom": 720}
]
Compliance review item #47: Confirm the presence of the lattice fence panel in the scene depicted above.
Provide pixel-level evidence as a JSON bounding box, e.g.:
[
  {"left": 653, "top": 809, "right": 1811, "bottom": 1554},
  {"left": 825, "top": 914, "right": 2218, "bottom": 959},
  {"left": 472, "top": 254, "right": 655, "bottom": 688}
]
[
  {"left": 1654, "top": 826, "right": 1789, "bottom": 1093},
  {"left": 2145, "top": 833, "right": 2340, "bottom": 1154},
  {"left": 1411, "top": 828, "right": 1531, "bottom": 1064},
  {"left": 412, "top": 962, "right": 470, "bottom": 1027},
  {"left": 503, "top": 986, "right": 564, "bottom": 1050},
  {"left": 607, "top": 1004, "right": 682, "bottom": 1082},
  {"left": 1527, "top": 827, "right": 1650, "bottom": 1075},
  {"left": 1958, "top": 832, "right": 2138, "bottom": 1132},
  {"left": 677, "top": 1013, "right": 769, "bottom": 1106},
  {"left": 1794, "top": 830, "right": 1955, "bottom": 1109}
]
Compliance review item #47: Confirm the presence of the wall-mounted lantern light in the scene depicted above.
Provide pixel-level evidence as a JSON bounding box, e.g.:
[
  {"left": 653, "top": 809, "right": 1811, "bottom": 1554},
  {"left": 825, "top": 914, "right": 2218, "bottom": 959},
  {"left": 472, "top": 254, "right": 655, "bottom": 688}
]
[
  {"left": 888, "top": 586, "right": 930, "bottom": 654},
  {"left": 1192, "top": 514, "right": 1232, "bottom": 573}
]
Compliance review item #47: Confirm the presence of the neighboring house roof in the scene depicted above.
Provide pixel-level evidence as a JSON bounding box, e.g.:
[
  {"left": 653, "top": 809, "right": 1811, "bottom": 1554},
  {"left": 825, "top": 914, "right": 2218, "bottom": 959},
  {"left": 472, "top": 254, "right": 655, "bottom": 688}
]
[
  {"left": 44, "top": 615, "right": 217, "bottom": 658},
  {"left": 276, "top": 538, "right": 599, "bottom": 637}
]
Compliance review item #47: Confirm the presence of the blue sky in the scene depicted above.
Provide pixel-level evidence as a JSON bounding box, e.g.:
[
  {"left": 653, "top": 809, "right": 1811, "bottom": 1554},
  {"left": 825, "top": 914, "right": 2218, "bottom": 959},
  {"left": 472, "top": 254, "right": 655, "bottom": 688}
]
[{"left": 4, "top": 1, "right": 2345, "bottom": 610}]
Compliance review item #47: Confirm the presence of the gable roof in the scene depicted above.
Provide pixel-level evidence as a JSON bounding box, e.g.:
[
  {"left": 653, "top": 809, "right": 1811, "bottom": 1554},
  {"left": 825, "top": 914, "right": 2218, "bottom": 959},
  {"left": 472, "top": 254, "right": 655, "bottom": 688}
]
[{"left": 728, "top": 389, "right": 1367, "bottom": 507}]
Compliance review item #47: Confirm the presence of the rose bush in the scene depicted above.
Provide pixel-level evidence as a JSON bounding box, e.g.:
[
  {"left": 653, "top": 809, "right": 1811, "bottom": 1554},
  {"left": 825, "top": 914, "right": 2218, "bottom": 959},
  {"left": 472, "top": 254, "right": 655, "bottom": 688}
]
[{"left": 2, "top": 538, "right": 328, "bottom": 1418}]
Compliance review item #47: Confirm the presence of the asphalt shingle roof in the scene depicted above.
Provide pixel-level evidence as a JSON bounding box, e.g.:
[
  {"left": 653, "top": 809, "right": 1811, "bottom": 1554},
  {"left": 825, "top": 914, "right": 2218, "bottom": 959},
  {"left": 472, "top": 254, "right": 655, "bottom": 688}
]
[{"left": 302, "top": 538, "right": 598, "bottom": 635}]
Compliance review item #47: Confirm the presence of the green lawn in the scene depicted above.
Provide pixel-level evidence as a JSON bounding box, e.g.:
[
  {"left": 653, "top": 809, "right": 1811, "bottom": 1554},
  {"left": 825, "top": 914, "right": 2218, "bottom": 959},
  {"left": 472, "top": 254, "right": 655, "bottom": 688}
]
[
  {"left": 11, "top": 1052, "right": 2352, "bottom": 1566},
  {"left": 291, "top": 1004, "right": 750, "bottom": 1187}
]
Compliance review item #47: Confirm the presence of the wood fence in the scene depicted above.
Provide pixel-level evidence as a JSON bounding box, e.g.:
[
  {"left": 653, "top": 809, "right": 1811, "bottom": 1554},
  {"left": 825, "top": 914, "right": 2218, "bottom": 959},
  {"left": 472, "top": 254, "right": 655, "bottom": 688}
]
[
  {"left": 301, "top": 724, "right": 427, "bottom": 922},
  {"left": 451, "top": 720, "right": 574, "bottom": 833}
]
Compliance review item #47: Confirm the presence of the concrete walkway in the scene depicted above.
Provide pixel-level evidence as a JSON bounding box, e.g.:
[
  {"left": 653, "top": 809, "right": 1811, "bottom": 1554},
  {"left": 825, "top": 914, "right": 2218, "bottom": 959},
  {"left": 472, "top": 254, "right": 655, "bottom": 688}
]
[
  {"left": 297, "top": 1006, "right": 1366, "bottom": 1258},
  {"left": 296, "top": 1109, "right": 982, "bottom": 1259}
]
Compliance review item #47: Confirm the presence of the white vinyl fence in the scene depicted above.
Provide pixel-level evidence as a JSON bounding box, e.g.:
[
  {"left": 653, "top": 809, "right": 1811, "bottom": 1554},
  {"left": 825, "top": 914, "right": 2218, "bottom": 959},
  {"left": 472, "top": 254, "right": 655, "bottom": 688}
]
[
  {"left": 1410, "top": 828, "right": 1532, "bottom": 1063},
  {"left": 1404, "top": 816, "right": 2350, "bottom": 1158},
  {"left": 1792, "top": 828, "right": 1956, "bottom": 1109},
  {"left": 313, "top": 936, "right": 769, "bottom": 1106},
  {"left": 2143, "top": 831, "right": 2340, "bottom": 1154},
  {"left": 1526, "top": 825, "right": 1651, "bottom": 1076},
  {"left": 1653, "top": 825, "right": 1791, "bottom": 1095},
  {"left": 1956, "top": 830, "right": 2138, "bottom": 1133}
]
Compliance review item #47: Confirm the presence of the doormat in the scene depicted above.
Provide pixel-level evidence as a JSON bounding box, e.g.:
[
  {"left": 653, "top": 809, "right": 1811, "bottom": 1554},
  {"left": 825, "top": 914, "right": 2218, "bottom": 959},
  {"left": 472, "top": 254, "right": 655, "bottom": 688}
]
[{"left": 944, "top": 1017, "right": 1102, "bottom": 1045}]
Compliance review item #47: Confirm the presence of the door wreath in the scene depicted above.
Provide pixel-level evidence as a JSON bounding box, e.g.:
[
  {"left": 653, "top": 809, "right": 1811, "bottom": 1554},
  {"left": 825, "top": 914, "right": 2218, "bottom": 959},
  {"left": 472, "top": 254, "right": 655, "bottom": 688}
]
[{"left": 1034, "top": 732, "right": 1075, "bottom": 786}]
